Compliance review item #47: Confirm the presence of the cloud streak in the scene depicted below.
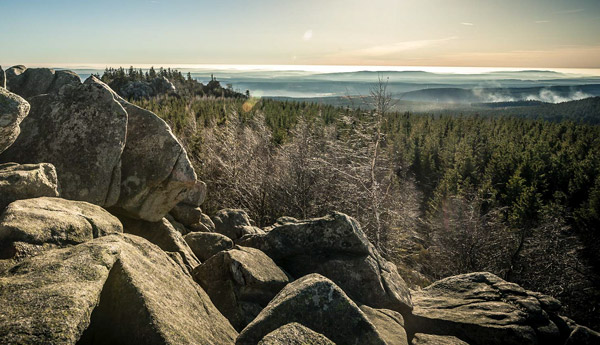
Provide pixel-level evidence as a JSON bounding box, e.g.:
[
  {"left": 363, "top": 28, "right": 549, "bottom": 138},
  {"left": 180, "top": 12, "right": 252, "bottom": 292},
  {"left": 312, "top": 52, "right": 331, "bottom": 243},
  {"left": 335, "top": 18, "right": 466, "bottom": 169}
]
[
  {"left": 337, "top": 37, "right": 458, "bottom": 60},
  {"left": 461, "top": 22, "right": 474, "bottom": 26}
]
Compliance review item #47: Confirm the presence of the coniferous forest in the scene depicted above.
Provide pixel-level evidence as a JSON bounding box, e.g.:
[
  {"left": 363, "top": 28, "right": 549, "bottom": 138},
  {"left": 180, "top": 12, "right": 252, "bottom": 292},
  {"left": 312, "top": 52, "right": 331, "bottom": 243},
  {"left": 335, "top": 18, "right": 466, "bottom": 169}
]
[{"left": 121, "top": 69, "right": 600, "bottom": 330}]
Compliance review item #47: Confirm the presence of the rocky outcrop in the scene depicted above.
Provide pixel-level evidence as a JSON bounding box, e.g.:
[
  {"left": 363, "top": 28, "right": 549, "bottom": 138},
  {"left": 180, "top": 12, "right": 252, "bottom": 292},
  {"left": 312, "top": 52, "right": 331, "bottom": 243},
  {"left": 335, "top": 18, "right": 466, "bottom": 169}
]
[
  {"left": 412, "top": 334, "right": 469, "bottom": 345},
  {"left": 236, "top": 273, "right": 393, "bottom": 345},
  {"left": 213, "top": 208, "right": 264, "bottom": 240},
  {"left": 0, "top": 78, "right": 127, "bottom": 207},
  {"left": 118, "top": 216, "right": 200, "bottom": 272},
  {"left": 0, "top": 197, "right": 122, "bottom": 260},
  {"left": 193, "top": 246, "right": 290, "bottom": 331},
  {"left": 0, "top": 88, "right": 30, "bottom": 154},
  {"left": 406, "top": 272, "right": 564, "bottom": 345},
  {"left": 257, "top": 323, "right": 335, "bottom": 345},
  {"left": 0, "top": 234, "right": 238, "bottom": 345},
  {"left": 184, "top": 231, "right": 234, "bottom": 261},
  {"left": 0, "top": 162, "right": 59, "bottom": 210},
  {"left": 119, "top": 76, "right": 177, "bottom": 100},
  {"left": 239, "top": 212, "right": 413, "bottom": 315},
  {"left": 84, "top": 76, "right": 197, "bottom": 222},
  {"left": 5, "top": 65, "right": 80, "bottom": 99}
]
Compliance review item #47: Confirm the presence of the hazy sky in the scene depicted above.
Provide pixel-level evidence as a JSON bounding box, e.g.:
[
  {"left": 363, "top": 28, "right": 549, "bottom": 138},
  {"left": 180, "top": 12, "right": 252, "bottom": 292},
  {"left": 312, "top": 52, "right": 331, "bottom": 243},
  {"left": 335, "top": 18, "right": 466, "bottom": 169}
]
[{"left": 1, "top": 0, "right": 599, "bottom": 68}]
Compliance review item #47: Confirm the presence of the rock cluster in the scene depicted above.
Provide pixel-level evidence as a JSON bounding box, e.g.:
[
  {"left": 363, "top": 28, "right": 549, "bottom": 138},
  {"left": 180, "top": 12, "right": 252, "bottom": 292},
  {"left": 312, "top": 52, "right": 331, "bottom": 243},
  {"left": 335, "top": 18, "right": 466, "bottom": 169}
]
[{"left": 0, "top": 65, "right": 598, "bottom": 345}]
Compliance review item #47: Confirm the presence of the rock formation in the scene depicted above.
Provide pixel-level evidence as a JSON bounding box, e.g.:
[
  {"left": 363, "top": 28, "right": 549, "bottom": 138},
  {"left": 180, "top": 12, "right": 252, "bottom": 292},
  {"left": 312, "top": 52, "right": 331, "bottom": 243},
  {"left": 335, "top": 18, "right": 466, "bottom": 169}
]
[
  {"left": 238, "top": 212, "right": 413, "bottom": 315},
  {"left": 0, "top": 162, "right": 59, "bottom": 210},
  {"left": 193, "top": 246, "right": 290, "bottom": 331},
  {"left": 0, "top": 79, "right": 128, "bottom": 207},
  {"left": 0, "top": 88, "right": 30, "bottom": 154},
  {"left": 0, "top": 65, "right": 597, "bottom": 345}
]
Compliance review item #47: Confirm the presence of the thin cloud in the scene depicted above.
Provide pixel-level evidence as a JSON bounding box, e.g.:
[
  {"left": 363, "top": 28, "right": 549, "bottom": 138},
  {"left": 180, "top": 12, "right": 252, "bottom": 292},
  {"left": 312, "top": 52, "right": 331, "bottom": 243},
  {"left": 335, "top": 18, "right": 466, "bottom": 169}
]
[
  {"left": 345, "top": 37, "right": 458, "bottom": 58},
  {"left": 303, "top": 30, "right": 313, "bottom": 41},
  {"left": 535, "top": 20, "right": 550, "bottom": 24},
  {"left": 461, "top": 22, "right": 474, "bottom": 26}
]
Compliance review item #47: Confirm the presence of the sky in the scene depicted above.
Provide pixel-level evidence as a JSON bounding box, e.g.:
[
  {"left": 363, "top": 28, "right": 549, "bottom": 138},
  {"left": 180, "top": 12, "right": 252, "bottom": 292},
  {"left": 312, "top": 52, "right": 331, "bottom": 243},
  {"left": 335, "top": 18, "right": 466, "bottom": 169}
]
[{"left": 1, "top": 0, "right": 599, "bottom": 68}]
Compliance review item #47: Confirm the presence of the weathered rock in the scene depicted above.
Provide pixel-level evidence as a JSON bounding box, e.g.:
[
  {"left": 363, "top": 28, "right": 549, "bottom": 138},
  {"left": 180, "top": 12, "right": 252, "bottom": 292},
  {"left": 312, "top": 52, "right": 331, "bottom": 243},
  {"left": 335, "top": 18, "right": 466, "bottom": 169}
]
[
  {"left": 170, "top": 203, "right": 210, "bottom": 232},
  {"left": 564, "top": 325, "right": 600, "bottom": 345},
  {"left": 236, "top": 273, "right": 389, "bottom": 345},
  {"left": 239, "top": 212, "right": 412, "bottom": 314},
  {"left": 406, "top": 272, "right": 563, "bottom": 345},
  {"left": 412, "top": 334, "right": 470, "bottom": 345},
  {"left": 118, "top": 77, "right": 176, "bottom": 100},
  {"left": 0, "top": 162, "right": 59, "bottom": 210},
  {"left": 193, "top": 246, "right": 290, "bottom": 331},
  {"left": 213, "top": 208, "right": 264, "bottom": 240},
  {"left": 184, "top": 231, "right": 234, "bottom": 261},
  {"left": 360, "top": 305, "right": 409, "bottom": 345},
  {"left": 257, "top": 323, "right": 336, "bottom": 345},
  {"left": 118, "top": 216, "right": 200, "bottom": 272},
  {"left": 0, "top": 197, "right": 122, "bottom": 260},
  {"left": 0, "top": 78, "right": 127, "bottom": 207},
  {"left": 5, "top": 66, "right": 80, "bottom": 99},
  {"left": 0, "top": 87, "right": 30, "bottom": 154},
  {"left": 165, "top": 213, "right": 190, "bottom": 235},
  {"left": 181, "top": 180, "right": 208, "bottom": 207},
  {"left": 0, "top": 66, "right": 5, "bottom": 88},
  {"left": 84, "top": 76, "right": 197, "bottom": 222},
  {"left": 0, "top": 234, "right": 238, "bottom": 345},
  {"left": 120, "top": 80, "right": 153, "bottom": 100}
]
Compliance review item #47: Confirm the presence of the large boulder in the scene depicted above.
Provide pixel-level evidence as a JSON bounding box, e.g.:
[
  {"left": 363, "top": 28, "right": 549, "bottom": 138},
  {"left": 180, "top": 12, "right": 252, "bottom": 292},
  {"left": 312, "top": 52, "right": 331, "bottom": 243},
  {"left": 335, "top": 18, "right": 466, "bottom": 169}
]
[
  {"left": 0, "top": 78, "right": 127, "bottom": 207},
  {"left": 213, "top": 208, "right": 264, "bottom": 241},
  {"left": 257, "top": 323, "right": 335, "bottom": 345},
  {"left": 0, "top": 88, "right": 30, "bottom": 154},
  {"left": 236, "top": 273, "right": 390, "bottom": 345},
  {"left": 360, "top": 305, "right": 409, "bottom": 345},
  {"left": 239, "top": 212, "right": 412, "bottom": 314},
  {"left": 184, "top": 231, "right": 234, "bottom": 261},
  {"left": 412, "top": 334, "right": 470, "bottom": 345},
  {"left": 0, "top": 234, "right": 238, "bottom": 345},
  {"left": 406, "top": 272, "right": 563, "bottom": 345},
  {"left": 193, "top": 246, "right": 290, "bottom": 331},
  {"left": 0, "top": 197, "right": 122, "bottom": 260},
  {"left": 0, "top": 162, "right": 59, "bottom": 210},
  {"left": 5, "top": 65, "right": 80, "bottom": 99},
  {"left": 118, "top": 216, "right": 200, "bottom": 272},
  {"left": 84, "top": 76, "right": 197, "bottom": 222}
]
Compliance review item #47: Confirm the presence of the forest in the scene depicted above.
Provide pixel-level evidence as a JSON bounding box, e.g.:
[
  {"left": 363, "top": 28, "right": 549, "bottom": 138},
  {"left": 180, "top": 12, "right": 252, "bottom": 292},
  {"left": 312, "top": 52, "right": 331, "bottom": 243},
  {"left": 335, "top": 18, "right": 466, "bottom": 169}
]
[{"left": 120, "top": 70, "right": 600, "bottom": 330}]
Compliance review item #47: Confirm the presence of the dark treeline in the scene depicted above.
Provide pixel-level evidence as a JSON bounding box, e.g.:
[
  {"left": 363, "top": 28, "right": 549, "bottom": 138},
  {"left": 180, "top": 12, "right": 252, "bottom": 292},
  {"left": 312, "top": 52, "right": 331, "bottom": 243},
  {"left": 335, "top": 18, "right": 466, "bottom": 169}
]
[{"left": 128, "top": 86, "right": 600, "bottom": 329}]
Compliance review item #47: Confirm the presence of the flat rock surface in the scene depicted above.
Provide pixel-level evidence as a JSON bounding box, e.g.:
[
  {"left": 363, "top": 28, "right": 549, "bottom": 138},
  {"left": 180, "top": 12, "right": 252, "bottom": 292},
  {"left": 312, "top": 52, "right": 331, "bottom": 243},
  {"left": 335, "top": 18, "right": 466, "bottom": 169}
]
[
  {"left": 0, "top": 197, "right": 122, "bottom": 260},
  {"left": 407, "top": 272, "right": 562, "bottom": 345}
]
